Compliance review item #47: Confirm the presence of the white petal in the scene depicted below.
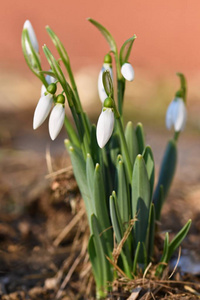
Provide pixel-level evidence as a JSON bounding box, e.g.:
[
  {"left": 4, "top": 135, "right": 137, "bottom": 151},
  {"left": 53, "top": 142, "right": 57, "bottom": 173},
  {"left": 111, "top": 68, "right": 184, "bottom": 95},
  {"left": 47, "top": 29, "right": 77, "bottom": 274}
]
[
  {"left": 49, "top": 104, "right": 65, "bottom": 140},
  {"left": 23, "top": 20, "right": 39, "bottom": 53},
  {"left": 98, "top": 64, "right": 113, "bottom": 103},
  {"left": 33, "top": 94, "right": 53, "bottom": 129},
  {"left": 165, "top": 100, "right": 175, "bottom": 130},
  {"left": 174, "top": 98, "right": 187, "bottom": 131},
  {"left": 41, "top": 85, "right": 46, "bottom": 96},
  {"left": 96, "top": 108, "right": 114, "bottom": 148},
  {"left": 46, "top": 73, "right": 56, "bottom": 85},
  {"left": 121, "top": 63, "right": 134, "bottom": 81}
]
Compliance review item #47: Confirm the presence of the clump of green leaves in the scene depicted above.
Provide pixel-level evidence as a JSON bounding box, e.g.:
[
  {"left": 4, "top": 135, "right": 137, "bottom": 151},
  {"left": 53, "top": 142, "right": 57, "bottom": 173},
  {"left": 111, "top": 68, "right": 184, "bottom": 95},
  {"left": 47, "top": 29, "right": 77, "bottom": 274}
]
[{"left": 22, "top": 19, "right": 191, "bottom": 299}]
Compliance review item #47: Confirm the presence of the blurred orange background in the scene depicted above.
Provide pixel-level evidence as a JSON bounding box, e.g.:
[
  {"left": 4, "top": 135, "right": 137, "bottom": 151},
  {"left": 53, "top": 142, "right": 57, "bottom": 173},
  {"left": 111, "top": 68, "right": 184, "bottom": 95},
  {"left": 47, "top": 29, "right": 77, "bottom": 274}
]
[
  {"left": 0, "top": 0, "right": 200, "bottom": 128},
  {"left": 1, "top": 0, "right": 200, "bottom": 73}
]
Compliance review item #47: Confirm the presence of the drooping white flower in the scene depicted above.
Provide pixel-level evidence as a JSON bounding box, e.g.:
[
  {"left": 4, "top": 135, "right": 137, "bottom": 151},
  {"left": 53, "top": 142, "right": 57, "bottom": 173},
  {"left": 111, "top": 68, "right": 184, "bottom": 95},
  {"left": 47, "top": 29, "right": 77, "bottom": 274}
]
[
  {"left": 33, "top": 94, "right": 53, "bottom": 130},
  {"left": 49, "top": 104, "right": 65, "bottom": 140},
  {"left": 96, "top": 108, "right": 114, "bottom": 148},
  {"left": 166, "top": 97, "right": 187, "bottom": 132},
  {"left": 23, "top": 20, "right": 39, "bottom": 55},
  {"left": 98, "top": 63, "right": 113, "bottom": 103},
  {"left": 121, "top": 63, "right": 134, "bottom": 81}
]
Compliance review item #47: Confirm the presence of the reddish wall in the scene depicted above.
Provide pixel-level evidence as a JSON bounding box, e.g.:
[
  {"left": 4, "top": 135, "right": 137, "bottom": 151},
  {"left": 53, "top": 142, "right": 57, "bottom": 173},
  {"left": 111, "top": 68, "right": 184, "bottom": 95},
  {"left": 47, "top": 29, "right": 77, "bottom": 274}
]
[{"left": 1, "top": 0, "right": 200, "bottom": 74}]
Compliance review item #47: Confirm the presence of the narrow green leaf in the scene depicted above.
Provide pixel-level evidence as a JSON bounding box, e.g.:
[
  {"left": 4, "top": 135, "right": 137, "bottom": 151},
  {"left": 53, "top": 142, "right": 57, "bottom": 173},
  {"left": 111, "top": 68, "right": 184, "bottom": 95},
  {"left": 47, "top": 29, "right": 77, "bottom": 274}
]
[
  {"left": 86, "top": 154, "right": 96, "bottom": 214},
  {"left": 167, "top": 219, "right": 191, "bottom": 262},
  {"left": 146, "top": 203, "right": 155, "bottom": 263},
  {"left": 88, "top": 235, "right": 101, "bottom": 287},
  {"left": 119, "top": 35, "right": 137, "bottom": 66},
  {"left": 132, "top": 155, "right": 151, "bottom": 262},
  {"left": 133, "top": 242, "right": 140, "bottom": 275},
  {"left": 143, "top": 146, "right": 155, "bottom": 200},
  {"left": 64, "top": 116, "right": 80, "bottom": 148},
  {"left": 116, "top": 155, "right": 130, "bottom": 225},
  {"left": 88, "top": 18, "right": 117, "bottom": 53},
  {"left": 125, "top": 121, "right": 139, "bottom": 165},
  {"left": 109, "top": 193, "right": 123, "bottom": 244},
  {"left": 135, "top": 123, "right": 145, "bottom": 154},
  {"left": 39, "top": 70, "right": 56, "bottom": 78},
  {"left": 94, "top": 164, "right": 112, "bottom": 250},
  {"left": 65, "top": 139, "right": 93, "bottom": 228},
  {"left": 156, "top": 232, "right": 169, "bottom": 276},
  {"left": 91, "top": 214, "right": 113, "bottom": 297},
  {"left": 153, "top": 140, "right": 177, "bottom": 220}
]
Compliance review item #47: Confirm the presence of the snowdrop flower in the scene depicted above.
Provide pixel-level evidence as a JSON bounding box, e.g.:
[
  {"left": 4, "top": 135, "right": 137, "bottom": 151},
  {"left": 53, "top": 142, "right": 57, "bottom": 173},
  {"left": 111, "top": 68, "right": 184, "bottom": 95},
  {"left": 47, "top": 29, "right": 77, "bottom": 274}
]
[
  {"left": 121, "top": 63, "right": 134, "bottom": 81},
  {"left": 166, "top": 97, "right": 187, "bottom": 132},
  {"left": 98, "top": 54, "right": 113, "bottom": 103},
  {"left": 96, "top": 97, "right": 115, "bottom": 148},
  {"left": 49, "top": 95, "right": 65, "bottom": 140},
  {"left": 23, "top": 20, "right": 39, "bottom": 55},
  {"left": 33, "top": 94, "right": 53, "bottom": 130}
]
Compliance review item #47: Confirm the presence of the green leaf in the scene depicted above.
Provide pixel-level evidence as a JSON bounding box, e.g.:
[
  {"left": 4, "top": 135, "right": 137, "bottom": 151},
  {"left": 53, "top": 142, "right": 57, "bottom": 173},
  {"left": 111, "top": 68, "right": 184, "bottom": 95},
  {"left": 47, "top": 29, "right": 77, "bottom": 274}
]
[
  {"left": 88, "top": 18, "right": 117, "bottom": 53},
  {"left": 116, "top": 155, "right": 130, "bottom": 225},
  {"left": 167, "top": 219, "right": 191, "bottom": 262},
  {"left": 46, "top": 25, "right": 70, "bottom": 67},
  {"left": 109, "top": 191, "right": 132, "bottom": 278},
  {"left": 94, "top": 164, "right": 112, "bottom": 251},
  {"left": 91, "top": 214, "right": 113, "bottom": 297},
  {"left": 135, "top": 123, "right": 145, "bottom": 154},
  {"left": 64, "top": 116, "right": 80, "bottom": 148},
  {"left": 88, "top": 235, "right": 101, "bottom": 287},
  {"left": 143, "top": 146, "right": 155, "bottom": 200},
  {"left": 133, "top": 242, "right": 140, "bottom": 275},
  {"left": 39, "top": 70, "right": 57, "bottom": 79},
  {"left": 125, "top": 121, "right": 139, "bottom": 165},
  {"left": 132, "top": 155, "right": 151, "bottom": 262},
  {"left": 86, "top": 154, "right": 96, "bottom": 213},
  {"left": 153, "top": 140, "right": 177, "bottom": 220},
  {"left": 146, "top": 203, "right": 155, "bottom": 263},
  {"left": 156, "top": 232, "right": 169, "bottom": 276},
  {"left": 90, "top": 125, "right": 99, "bottom": 164},
  {"left": 102, "top": 70, "right": 113, "bottom": 97},
  {"left": 119, "top": 35, "right": 137, "bottom": 66},
  {"left": 109, "top": 192, "right": 123, "bottom": 244},
  {"left": 65, "top": 139, "right": 93, "bottom": 228}
]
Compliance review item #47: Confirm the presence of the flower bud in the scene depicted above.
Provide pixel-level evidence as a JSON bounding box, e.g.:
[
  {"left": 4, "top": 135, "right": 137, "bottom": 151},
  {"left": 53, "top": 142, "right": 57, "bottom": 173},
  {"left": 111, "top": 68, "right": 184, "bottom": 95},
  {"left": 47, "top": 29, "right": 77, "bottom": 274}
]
[
  {"left": 49, "top": 103, "right": 65, "bottom": 140},
  {"left": 165, "top": 97, "right": 187, "bottom": 132},
  {"left": 33, "top": 94, "right": 53, "bottom": 130},
  {"left": 47, "top": 83, "right": 57, "bottom": 95},
  {"left": 121, "top": 63, "right": 134, "bottom": 81},
  {"left": 96, "top": 108, "right": 114, "bottom": 148},
  {"left": 56, "top": 94, "right": 65, "bottom": 104},
  {"left": 98, "top": 54, "right": 113, "bottom": 103},
  {"left": 23, "top": 20, "right": 39, "bottom": 55}
]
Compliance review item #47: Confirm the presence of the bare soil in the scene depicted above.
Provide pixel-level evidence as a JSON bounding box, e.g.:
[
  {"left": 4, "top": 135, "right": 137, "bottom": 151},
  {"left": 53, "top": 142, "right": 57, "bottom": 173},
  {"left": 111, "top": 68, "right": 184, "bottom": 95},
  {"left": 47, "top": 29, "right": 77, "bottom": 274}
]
[{"left": 0, "top": 110, "right": 200, "bottom": 299}]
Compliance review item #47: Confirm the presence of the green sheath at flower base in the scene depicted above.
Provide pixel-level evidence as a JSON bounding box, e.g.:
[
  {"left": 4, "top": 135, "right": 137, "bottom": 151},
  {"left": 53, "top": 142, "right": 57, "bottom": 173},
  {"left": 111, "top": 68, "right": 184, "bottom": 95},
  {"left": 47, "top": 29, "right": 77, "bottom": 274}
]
[
  {"left": 56, "top": 94, "right": 65, "bottom": 104},
  {"left": 47, "top": 83, "right": 57, "bottom": 94}
]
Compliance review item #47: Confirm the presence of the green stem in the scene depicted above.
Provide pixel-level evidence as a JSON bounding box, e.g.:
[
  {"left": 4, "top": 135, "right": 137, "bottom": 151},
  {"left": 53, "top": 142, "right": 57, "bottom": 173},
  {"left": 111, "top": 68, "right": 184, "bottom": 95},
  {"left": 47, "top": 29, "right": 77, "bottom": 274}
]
[{"left": 173, "top": 131, "right": 180, "bottom": 142}]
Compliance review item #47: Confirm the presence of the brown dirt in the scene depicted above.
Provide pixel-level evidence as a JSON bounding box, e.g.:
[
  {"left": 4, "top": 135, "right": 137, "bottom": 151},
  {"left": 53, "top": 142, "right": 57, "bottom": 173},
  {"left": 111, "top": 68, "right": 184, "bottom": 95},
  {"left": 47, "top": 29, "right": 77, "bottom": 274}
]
[{"left": 0, "top": 109, "right": 200, "bottom": 300}]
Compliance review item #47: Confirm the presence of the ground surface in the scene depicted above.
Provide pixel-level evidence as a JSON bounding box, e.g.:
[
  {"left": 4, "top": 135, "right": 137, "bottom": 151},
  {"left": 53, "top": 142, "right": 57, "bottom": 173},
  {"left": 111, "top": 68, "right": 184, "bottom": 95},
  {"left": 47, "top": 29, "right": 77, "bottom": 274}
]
[{"left": 0, "top": 108, "right": 200, "bottom": 299}]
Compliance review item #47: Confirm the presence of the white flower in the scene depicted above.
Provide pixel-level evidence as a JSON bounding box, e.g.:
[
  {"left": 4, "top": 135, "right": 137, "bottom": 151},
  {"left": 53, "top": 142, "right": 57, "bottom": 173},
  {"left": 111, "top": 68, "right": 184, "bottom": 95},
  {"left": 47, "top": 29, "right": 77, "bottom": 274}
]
[
  {"left": 23, "top": 20, "right": 39, "bottom": 55},
  {"left": 33, "top": 94, "right": 53, "bottom": 130},
  {"left": 121, "top": 63, "right": 134, "bottom": 81},
  {"left": 96, "top": 108, "right": 114, "bottom": 148},
  {"left": 98, "top": 63, "right": 113, "bottom": 103},
  {"left": 166, "top": 97, "right": 187, "bottom": 132},
  {"left": 49, "top": 104, "right": 65, "bottom": 140}
]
